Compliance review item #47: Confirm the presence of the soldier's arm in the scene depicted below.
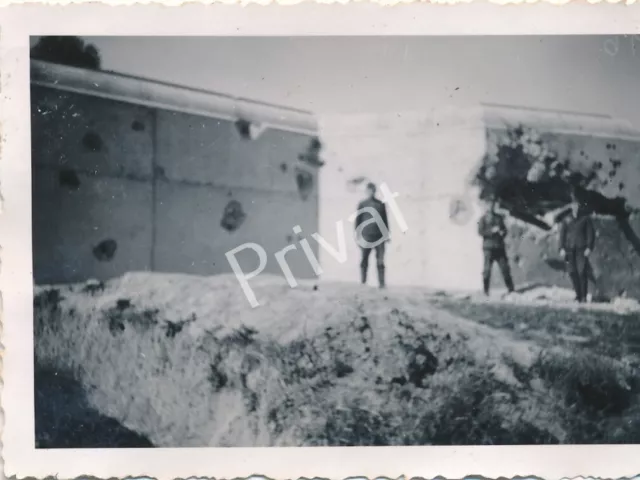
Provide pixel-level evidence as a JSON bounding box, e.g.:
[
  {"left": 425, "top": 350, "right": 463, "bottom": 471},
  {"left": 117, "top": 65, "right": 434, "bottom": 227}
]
[
  {"left": 558, "top": 220, "right": 567, "bottom": 251},
  {"left": 477, "top": 216, "right": 487, "bottom": 237},
  {"left": 354, "top": 202, "right": 364, "bottom": 230},
  {"left": 585, "top": 216, "right": 596, "bottom": 251},
  {"left": 498, "top": 215, "right": 508, "bottom": 237},
  {"left": 381, "top": 203, "right": 390, "bottom": 234}
]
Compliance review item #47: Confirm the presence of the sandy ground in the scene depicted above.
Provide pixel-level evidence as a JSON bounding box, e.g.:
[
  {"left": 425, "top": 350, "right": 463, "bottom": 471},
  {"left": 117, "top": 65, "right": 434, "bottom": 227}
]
[{"left": 34, "top": 273, "right": 640, "bottom": 447}]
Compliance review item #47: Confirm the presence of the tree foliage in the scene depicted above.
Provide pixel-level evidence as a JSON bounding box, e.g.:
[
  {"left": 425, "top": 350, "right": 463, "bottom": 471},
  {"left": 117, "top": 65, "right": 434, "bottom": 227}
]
[
  {"left": 473, "top": 125, "right": 631, "bottom": 226},
  {"left": 31, "top": 36, "right": 101, "bottom": 70}
]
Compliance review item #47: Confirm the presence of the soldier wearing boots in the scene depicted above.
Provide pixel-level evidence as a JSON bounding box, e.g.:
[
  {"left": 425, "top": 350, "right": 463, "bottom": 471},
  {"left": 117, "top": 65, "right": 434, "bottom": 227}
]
[
  {"left": 354, "top": 182, "right": 390, "bottom": 288},
  {"left": 477, "top": 199, "right": 515, "bottom": 296},
  {"left": 559, "top": 188, "right": 596, "bottom": 303}
]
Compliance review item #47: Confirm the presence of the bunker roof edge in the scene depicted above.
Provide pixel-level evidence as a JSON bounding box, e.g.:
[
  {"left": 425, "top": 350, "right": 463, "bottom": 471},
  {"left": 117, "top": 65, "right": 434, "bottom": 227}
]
[{"left": 30, "top": 59, "right": 318, "bottom": 137}]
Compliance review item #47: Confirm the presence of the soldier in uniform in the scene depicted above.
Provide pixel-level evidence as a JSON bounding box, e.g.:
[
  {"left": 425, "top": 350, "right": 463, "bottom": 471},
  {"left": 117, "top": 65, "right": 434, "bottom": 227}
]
[
  {"left": 559, "top": 188, "right": 596, "bottom": 303},
  {"left": 477, "top": 198, "right": 515, "bottom": 296},
  {"left": 354, "top": 182, "right": 390, "bottom": 288}
]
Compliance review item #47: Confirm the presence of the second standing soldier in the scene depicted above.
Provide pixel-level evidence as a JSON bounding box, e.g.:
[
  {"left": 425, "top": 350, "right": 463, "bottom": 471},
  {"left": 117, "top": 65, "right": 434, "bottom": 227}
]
[
  {"left": 559, "top": 188, "right": 596, "bottom": 303},
  {"left": 478, "top": 199, "right": 515, "bottom": 296}
]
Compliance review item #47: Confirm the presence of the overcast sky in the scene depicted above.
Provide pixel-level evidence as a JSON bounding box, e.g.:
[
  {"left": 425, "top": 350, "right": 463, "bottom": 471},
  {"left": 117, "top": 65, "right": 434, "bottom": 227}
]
[{"left": 33, "top": 35, "right": 640, "bottom": 127}]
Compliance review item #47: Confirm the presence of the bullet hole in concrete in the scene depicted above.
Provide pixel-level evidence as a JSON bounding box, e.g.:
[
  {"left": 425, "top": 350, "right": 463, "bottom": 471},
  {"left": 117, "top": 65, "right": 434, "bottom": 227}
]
[
  {"left": 235, "top": 119, "right": 252, "bottom": 140},
  {"left": 221, "top": 200, "right": 246, "bottom": 232},
  {"left": 295, "top": 168, "right": 314, "bottom": 201},
  {"left": 59, "top": 168, "right": 81, "bottom": 190},
  {"left": 93, "top": 239, "right": 118, "bottom": 262},
  {"left": 298, "top": 137, "right": 324, "bottom": 167},
  {"left": 82, "top": 131, "right": 104, "bottom": 152},
  {"left": 280, "top": 163, "right": 288, "bottom": 173},
  {"left": 131, "top": 120, "right": 145, "bottom": 132}
]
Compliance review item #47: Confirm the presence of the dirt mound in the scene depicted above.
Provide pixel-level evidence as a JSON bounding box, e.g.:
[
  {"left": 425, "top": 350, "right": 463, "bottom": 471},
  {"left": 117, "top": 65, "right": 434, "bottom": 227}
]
[{"left": 34, "top": 273, "right": 640, "bottom": 446}]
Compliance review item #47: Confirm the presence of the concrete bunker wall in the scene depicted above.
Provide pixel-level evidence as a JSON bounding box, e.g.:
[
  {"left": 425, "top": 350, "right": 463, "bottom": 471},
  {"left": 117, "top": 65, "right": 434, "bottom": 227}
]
[
  {"left": 31, "top": 85, "right": 320, "bottom": 285},
  {"left": 318, "top": 107, "right": 640, "bottom": 296},
  {"left": 317, "top": 109, "right": 488, "bottom": 291},
  {"left": 484, "top": 127, "right": 640, "bottom": 298}
]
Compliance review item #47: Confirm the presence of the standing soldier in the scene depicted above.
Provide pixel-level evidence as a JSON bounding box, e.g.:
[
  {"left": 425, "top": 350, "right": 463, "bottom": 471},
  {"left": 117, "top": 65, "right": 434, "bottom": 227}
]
[
  {"left": 478, "top": 198, "right": 515, "bottom": 296},
  {"left": 559, "top": 188, "right": 596, "bottom": 303},
  {"left": 354, "top": 182, "right": 390, "bottom": 288}
]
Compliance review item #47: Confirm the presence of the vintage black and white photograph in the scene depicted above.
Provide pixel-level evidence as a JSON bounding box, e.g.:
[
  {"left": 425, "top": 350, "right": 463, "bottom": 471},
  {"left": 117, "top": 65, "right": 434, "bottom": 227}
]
[{"left": 23, "top": 33, "right": 640, "bottom": 450}]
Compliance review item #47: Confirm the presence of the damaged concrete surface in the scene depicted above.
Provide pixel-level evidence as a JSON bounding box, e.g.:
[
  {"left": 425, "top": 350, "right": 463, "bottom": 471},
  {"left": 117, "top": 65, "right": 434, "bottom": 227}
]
[{"left": 34, "top": 273, "right": 640, "bottom": 447}]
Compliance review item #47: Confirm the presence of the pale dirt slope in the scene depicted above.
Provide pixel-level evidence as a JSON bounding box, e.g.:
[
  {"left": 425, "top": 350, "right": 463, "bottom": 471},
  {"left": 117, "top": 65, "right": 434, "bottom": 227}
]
[{"left": 34, "top": 272, "right": 640, "bottom": 447}]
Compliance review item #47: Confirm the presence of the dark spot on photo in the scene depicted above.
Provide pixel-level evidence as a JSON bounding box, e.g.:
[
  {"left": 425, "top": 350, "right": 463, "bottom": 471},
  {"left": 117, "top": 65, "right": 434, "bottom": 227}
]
[
  {"left": 221, "top": 200, "right": 246, "bottom": 232},
  {"left": 93, "top": 239, "right": 117, "bottom": 262},
  {"left": 82, "top": 131, "right": 104, "bottom": 152},
  {"left": 131, "top": 120, "right": 145, "bottom": 132},
  {"left": 116, "top": 298, "right": 131, "bottom": 310},
  {"left": 59, "top": 169, "right": 81, "bottom": 190},
  {"left": 296, "top": 168, "right": 314, "bottom": 201},
  {"left": 235, "top": 119, "right": 252, "bottom": 140}
]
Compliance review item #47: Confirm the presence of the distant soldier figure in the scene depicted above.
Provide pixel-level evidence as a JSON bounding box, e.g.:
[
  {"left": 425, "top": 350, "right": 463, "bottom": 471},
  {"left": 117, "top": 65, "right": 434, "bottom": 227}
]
[
  {"left": 478, "top": 199, "right": 515, "bottom": 296},
  {"left": 559, "top": 188, "right": 596, "bottom": 303},
  {"left": 354, "top": 182, "right": 390, "bottom": 288}
]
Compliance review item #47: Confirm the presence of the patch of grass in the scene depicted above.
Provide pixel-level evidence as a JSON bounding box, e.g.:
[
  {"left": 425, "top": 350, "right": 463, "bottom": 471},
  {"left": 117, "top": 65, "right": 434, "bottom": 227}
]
[
  {"left": 531, "top": 348, "right": 640, "bottom": 443},
  {"left": 433, "top": 298, "right": 640, "bottom": 360},
  {"left": 32, "top": 275, "right": 640, "bottom": 447}
]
